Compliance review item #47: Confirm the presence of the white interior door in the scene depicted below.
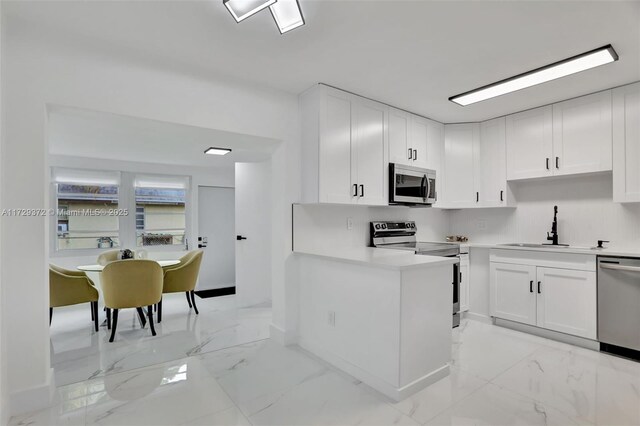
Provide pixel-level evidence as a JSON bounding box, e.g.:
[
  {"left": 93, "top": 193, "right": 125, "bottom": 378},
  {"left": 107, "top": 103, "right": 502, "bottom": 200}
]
[
  {"left": 235, "top": 161, "right": 272, "bottom": 307},
  {"left": 197, "top": 186, "right": 235, "bottom": 291}
]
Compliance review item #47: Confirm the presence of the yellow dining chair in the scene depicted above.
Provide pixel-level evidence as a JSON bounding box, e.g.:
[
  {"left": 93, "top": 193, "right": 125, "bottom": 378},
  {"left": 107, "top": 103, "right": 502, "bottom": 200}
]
[
  {"left": 158, "top": 250, "right": 204, "bottom": 322},
  {"left": 49, "top": 264, "right": 99, "bottom": 332},
  {"left": 97, "top": 250, "right": 120, "bottom": 266},
  {"left": 101, "top": 260, "right": 163, "bottom": 342}
]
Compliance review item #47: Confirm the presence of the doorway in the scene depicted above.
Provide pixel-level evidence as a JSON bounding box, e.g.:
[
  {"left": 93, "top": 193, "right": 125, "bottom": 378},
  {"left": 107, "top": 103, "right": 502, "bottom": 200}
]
[{"left": 197, "top": 186, "right": 236, "bottom": 294}]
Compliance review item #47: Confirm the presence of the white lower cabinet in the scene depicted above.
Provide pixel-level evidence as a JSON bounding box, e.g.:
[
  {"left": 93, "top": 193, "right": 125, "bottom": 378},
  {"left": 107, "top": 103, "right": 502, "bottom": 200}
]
[
  {"left": 490, "top": 250, "right": 597, "bottom": 340},
  {"left": 536, "top": 267, "right": 597, "bottom": 339},
  {"left": 459, "top": 254, "right": 470, "bottom": 312},
  {"left": 490, "top": 262, "right": 537, "bottom": 325}
]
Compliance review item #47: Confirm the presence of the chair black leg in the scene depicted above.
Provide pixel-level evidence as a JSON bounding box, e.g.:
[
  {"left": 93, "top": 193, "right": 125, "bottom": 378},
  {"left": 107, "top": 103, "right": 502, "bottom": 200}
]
[
  {"left": 49, "top": 307, "right": 53, "bottom": 325},
  {"left": 92, "top": 302, "right": 99, "bottom": 332},
  {"left": 147, "top": 305, "right": 157, "bottom": 336},
  {"left": 136, "top": 307, "right": 147, "bottom": 328},
  {"left": 109, "top": 309, "right": 119, "bottom": 342},
  {"left": 106, "top": 308, "right": 111, "bottom": 330},
  {"left": 186, "top": 292, "right": 192, "bottom": 308},
  {"left": 91, "top": 303, "right": 94, "bottom": 321},
  {"left": 190, "top": 291, "right": 199, "bottom": 315},
  {"left": 158, "top": 298, "right": 162, "bottom": 323}
]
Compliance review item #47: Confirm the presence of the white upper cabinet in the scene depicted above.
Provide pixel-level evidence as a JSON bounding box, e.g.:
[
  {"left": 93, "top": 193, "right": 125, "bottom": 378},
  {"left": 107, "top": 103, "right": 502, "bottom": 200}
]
[
  {"left": 319, "top": 89, "right": 354, "bottom": 204},
  {"left": 352, "top": 98, "right": 389, "bottom": 206},
  {"left": 443, "top": 123, "right": 480, "bottom": 207},
  {"left": 506, "top": 92, "right": 613, "bottom": 181},
  {"left": 552, "top": 91, "right": 612, "bottom": 176},
  {"left": 300, "top": 85, "right": 388, "bottom": 206},
  {"left": 479, "top": 117, "right": 512, "bottom": 207},
  {"left": 388, "top": 109, "right": 430, "bottom": 169},
  {"left": 426, "top": 119, "right": 444, "bottom": 206},
  {"left": 613, "top": 82, "right": 640, "bottom": 203},
  {"left": 388, "top": 108, "right": 412, "bottom": 166},
  {"left": 506, "top": 106, "right": 553, "bottom": 180},
  {"left": 410, "top": 115, "right": 429, "bottom": 169}
]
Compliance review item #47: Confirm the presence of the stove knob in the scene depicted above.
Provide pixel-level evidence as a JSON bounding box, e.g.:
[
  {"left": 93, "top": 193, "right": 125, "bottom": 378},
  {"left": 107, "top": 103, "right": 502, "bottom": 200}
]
[
  {"left": 382, "top": 224, "right": 387, "bottom": 229},
  {"left": 411, "top": 223, "right": 416, "bottom": 228},
  {"left": 375, "top": 224, "right": 381, "bottom": 229}
]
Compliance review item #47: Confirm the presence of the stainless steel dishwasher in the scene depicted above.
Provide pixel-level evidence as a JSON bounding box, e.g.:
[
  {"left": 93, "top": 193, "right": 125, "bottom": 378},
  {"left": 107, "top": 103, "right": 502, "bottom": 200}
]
[{"left": 598, "top": 256, "right": 640, "bottom": 359}]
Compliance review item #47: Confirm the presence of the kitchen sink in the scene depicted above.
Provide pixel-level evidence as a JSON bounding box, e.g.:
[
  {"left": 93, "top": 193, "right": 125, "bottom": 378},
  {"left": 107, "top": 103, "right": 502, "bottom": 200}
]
[{"left": 500, "top": 243, "right": 571, "bottom": 248}]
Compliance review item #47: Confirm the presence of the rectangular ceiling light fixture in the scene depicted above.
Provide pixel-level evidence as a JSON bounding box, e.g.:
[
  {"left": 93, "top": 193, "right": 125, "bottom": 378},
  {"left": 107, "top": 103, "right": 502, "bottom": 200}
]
[
  {"left": 449, "top": 45, "right": 619, "bottom": 106},
  {"left": 224, "top": 0, "right": 277, "bottom": 22},
  {"left": 270, "top": 0, "right": 305, "bottom": 34},
  {"left": 204, "top": 147, "right": 232, "bottom": 156}
]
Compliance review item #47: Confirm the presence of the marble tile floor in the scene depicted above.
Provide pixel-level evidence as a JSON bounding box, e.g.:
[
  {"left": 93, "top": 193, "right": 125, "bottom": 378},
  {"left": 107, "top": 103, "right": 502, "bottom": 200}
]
[
  {"left": 12, "top": 315, "right": 640, "bottom": 425},
  {"left": 49, "top": 294, "right": 272, "bottom": 387}
]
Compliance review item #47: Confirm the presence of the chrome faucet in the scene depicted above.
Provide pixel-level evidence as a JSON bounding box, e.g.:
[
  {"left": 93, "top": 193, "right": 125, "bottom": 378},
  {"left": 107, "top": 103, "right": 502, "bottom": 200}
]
[{"left": 546, "top": 205, "right": 559, "bottom": 245}]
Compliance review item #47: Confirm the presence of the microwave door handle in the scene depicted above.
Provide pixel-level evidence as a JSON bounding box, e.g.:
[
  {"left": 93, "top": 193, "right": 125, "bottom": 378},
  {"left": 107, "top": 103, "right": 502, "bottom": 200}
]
[{"left": 421, "top": 175, "right": 427, "bottom": 199}]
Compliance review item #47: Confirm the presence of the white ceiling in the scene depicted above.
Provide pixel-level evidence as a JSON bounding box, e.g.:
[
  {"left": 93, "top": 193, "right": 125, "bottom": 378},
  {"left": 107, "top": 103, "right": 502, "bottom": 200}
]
[
  {"left": 48, "top": 106, "right": 279, "bottom": 167},
  {"left": 7, "top": 1, "right": 640, "bottom": 122}
]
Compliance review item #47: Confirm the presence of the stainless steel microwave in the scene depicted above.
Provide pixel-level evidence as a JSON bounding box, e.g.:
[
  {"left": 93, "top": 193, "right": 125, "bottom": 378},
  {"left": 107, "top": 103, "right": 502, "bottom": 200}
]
[{"left": 389, "top": 163, "right": 436, "bottom": 206}]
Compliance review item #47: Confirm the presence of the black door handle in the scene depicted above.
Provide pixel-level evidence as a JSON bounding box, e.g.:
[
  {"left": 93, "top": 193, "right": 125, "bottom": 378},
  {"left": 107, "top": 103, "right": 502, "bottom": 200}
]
[
  {"left": 546, "top": 158, "right": 550, "bottom": 170},
  {"left": 500, "top": 190, "right": 504, "bottom": 202},
  {"left": 353, "top": 184, "right": 358, "bottom": 197},
  {"left": 359, "top": 184, "right": 364, "bottom": 197},
  {"left": 413, "top": 149, "right": 417, "bottom": 160},
  {"left": 530, "top": 280, "right": 533, "bottom": 293},
  {"left": 555, "top": 157, "right": 559, "bottom": 169},
  {"left": 476, "top": 192, "right": 479, "bottom": 203},
  {"left": 236, "top": 235, "right": 247, "bottom": 241},
  {"left": 408, "top": 148, "right": 413, "bottom": 160},
  {"left": 537, "top": 281, "right": 541, "bottom": 294}
]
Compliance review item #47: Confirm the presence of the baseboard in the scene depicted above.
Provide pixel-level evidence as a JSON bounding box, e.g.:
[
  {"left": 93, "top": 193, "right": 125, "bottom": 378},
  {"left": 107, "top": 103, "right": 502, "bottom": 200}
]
[
  {"left": 298, "top": 337, "right": 449, "bottom": 402},
  {"left": 269, "top": 323, "right": 297, "bottom": 346},
  {"left": 494, "top": 318, "right": 600, "bottom": 351},
  {"left": 9, "top": 368, "right": 55, "bottom": 416},
  {"left": 463, "top": 311, "right": 493, "bottom": 325},
  {"left": 194, "top": 287, "right": 235, "bottom": 298}
]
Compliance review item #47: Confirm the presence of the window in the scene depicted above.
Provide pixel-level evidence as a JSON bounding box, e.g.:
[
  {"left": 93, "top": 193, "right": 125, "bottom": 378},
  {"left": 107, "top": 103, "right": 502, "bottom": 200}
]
[
  {"left": 54, "top": 178, "right": 121, "bottom": 250},
  {"left": 134, "top": 176, "right": 187, "bottom": 247}
]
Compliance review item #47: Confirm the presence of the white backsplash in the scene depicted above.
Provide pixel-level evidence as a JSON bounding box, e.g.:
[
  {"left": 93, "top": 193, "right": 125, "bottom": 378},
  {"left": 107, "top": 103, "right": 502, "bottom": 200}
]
[
  {"left": 450, "top": 173, "right": 640, "bottom": 248},
  {"left": 294, "top": 174, "right": 640, "bottom": 252},
  {"left": 293, "top": 203, "right": 450, "bottom": 253}
]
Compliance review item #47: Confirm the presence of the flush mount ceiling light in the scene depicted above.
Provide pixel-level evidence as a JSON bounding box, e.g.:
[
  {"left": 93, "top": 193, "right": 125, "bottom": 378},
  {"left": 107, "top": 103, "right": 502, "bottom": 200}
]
[
  {"left": 270, "top": 0, "right": 305, "bottom": 34},
  {"left": 224, "top": 0, "right": 276, "bottom": 22},
  {"left": 204, "top": 147, "right": 232, "bottom": 156},
  {"left": 449, "top": 45, "right": 619, "bottom": 106}
]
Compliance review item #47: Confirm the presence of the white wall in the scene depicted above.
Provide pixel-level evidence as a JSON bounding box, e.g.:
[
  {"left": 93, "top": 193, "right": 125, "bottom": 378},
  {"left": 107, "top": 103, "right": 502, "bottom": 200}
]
[
  {"left": 293, "top": 204, "right": 450, "bottom": 253},
  {"left": 0, "top": 0, "right": 7, "bottom": 422},
  {"left": 1, "top": 20, "right": 300, "bottom": 415},
  {"left": 450, "top": 173, "right": 640, "bottom": 248}
]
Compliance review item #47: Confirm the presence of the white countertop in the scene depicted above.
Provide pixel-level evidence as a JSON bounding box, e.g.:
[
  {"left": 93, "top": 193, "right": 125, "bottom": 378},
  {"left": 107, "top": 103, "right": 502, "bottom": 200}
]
[
  {"left": 466, "top": 242, "right": 640, "bottom": 257},
  {"left": 294, "top": 247, "right": 458, "bottom": 270}
]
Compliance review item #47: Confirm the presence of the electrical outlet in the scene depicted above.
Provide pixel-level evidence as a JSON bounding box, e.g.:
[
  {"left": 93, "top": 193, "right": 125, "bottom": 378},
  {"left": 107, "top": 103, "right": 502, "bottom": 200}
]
[
  {"left": 477, "top": 220, "right": 487, "bottom": 231},
  {"left": 327, "top": 310, "right": 336, "bottom": 327},
  {"left": 347, "top": 217, "right": 353, "bottom": 230}
]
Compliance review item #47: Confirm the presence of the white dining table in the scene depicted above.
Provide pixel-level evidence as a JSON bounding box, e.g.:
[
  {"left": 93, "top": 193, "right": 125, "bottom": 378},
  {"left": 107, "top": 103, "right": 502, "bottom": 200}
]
[{"left": 77, "top": 259, "right": 180, "bottom": 272}]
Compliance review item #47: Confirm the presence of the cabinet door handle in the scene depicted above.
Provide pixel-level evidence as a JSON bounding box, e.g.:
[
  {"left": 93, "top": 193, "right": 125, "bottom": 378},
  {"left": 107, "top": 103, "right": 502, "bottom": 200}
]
[
  {"left": 353, "top": 184, "right": 358, "bottom": 197},
  {"left": 500, "top": 190, "right": 504, "bottom": 202},
  {"left": 476, "top": 192, "right": 479, "bottom": 203},
  {"left": 546, "top": 158, "right": 550, "bottom": 170},
  {"left": 359, "top": 184, "right": 364, "bottom": 198},
  {"left": 530, "top": 280, "right": 533, "bottom": 293},
  {"left": 555, "top": 157, "right": 559, "bottom": 169},
  {"left": 460, "top": 272, "right": 462, "bottom": 282},
  {"left": 413, "top": 149, "right": 417, "bottom": 160},
  {"left": 408, "top": 148, "right": 413, "bottom": 160},
  {"left": 537, "top": 281, "right": 542, "bottom": 294}
]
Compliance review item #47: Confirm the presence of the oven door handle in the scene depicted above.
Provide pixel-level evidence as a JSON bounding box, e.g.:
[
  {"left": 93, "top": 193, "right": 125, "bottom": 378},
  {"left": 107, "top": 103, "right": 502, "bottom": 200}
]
[{"left": 600, "top": 263, "right": 640, "bottom": 273}]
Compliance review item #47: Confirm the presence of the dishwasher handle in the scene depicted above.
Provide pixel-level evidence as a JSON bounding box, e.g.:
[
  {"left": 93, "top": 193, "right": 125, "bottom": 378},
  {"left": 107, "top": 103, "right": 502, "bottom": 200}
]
[{"left": 600, "top": 263, "right": 640, "bottom": 273}]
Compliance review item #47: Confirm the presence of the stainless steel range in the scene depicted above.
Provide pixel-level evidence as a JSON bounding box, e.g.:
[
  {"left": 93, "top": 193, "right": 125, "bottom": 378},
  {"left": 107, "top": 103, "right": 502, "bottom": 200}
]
[{"left": 371, "top": 221, "right": 461, "bottom": 327}]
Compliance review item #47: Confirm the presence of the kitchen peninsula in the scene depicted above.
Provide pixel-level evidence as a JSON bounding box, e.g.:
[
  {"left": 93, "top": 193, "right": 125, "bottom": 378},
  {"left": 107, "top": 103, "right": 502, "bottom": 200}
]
[{"left": 295, "top": 247, "right": 456, "bottom": 401}]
